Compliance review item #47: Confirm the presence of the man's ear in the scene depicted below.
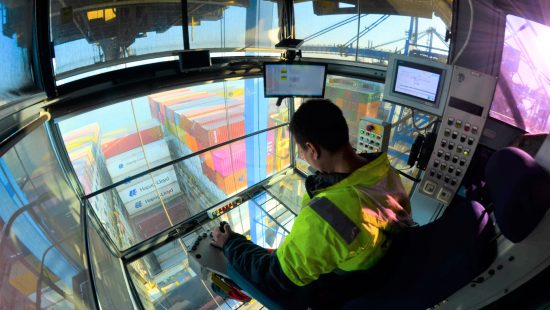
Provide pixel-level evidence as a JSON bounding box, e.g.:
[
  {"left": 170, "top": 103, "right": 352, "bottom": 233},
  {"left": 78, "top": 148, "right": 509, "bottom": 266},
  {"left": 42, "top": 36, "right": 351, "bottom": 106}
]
[{"left": 305, "top": 142, "right": 321, "bottom": 160}]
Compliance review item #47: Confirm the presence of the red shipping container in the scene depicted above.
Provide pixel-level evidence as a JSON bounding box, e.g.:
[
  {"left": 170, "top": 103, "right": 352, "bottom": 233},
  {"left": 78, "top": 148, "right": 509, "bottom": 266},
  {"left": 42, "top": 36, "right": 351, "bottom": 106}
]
[
  {"left": 164, "top": 94, "right": 220, "bottom": 124},
  {"left": 163, "top": 94, "right": 228, "bottom": 117},
  {"left": 190, "top": 115, "right": 245, "bottom": 147},
  {"left": 101, "top": 125, "right": 164, "bottom": 159},
  {"left": 176, "top": 100, "right": 243, "bottom": 132},
  {"left": 150, "top": 88, "right": 193, "bottom": 103},
  {"left": 134, "top": 198, "right": 190, "bottom": 239},
  {"left": 185, "top": 104, "right": 244, "bottom": 128},
  {"left": 148, "top": 99, "right": 161, "bottom": 122},
  {"left": 150, "top": 89, "right": 208, "bottom": 107},
  {"left": 152, "top": 93, "right": 217, "bottom": 128}
]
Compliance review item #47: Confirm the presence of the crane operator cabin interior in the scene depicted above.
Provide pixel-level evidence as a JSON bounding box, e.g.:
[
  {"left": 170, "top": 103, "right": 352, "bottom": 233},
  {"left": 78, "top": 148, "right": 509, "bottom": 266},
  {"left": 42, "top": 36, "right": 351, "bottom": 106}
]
[{"left": 1, "top": 0, "right": 550, "bottom": 309}]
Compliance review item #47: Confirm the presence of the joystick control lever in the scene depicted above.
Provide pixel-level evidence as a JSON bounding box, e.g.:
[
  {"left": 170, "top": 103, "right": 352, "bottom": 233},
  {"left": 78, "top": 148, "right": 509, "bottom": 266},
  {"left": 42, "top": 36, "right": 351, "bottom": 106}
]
[{"left": 219, "top": 221, "right": 228, "bottom": 233}]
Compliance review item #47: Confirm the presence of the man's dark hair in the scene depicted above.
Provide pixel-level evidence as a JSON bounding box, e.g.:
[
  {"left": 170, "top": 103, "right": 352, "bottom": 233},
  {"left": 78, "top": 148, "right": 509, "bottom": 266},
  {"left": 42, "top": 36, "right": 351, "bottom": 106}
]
[{"left": 289, "top": 99, "right": 349, "bottom": 152}]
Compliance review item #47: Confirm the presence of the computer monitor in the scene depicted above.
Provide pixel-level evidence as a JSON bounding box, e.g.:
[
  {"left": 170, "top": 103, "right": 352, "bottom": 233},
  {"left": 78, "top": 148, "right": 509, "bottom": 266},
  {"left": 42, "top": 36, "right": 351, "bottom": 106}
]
[
  {"left": 263, "top": 62, "right": 327, "bottom": 98},
  {"left": 383, "top": 54, "right": 452, "bottom": 116}
]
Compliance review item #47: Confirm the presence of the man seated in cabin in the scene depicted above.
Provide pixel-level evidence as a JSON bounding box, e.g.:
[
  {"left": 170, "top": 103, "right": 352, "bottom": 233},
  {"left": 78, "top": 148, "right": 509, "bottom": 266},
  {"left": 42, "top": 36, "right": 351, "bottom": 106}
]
[{"left": 211, "top": 99, "right": 414, "bottom": 308}]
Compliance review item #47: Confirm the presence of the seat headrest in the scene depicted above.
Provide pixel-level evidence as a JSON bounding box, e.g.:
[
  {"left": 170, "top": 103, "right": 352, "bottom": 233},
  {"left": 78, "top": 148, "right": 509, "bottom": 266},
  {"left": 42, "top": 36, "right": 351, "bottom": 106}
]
[{"left": 485, "top": 147, "right": 550, "bottom": 243}]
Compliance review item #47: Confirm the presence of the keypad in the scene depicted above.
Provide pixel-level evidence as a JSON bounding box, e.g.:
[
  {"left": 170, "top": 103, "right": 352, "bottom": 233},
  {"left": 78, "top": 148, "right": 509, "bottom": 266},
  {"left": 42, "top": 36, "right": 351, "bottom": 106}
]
[
  {"left": 422, "top": 115, "right": 482, "bottom": 204},
  {"left": 358, "top": 128, "right": 382, "bottom": 152}
]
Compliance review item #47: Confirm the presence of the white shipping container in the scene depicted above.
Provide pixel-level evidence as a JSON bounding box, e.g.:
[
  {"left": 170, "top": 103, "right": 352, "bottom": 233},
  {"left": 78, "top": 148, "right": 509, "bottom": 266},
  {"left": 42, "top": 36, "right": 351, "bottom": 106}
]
[
  {"left": 117, "top": 168, "right": 179, "bottom": 204},
  {"left": 110, "top": 157, "right": 171, "bottom": 184},
  {"left": 106, "top": 140, "right": 171, "bottom": 179},
  {"left": 124, "top": 182, "right": 181, "bottom": 216}
]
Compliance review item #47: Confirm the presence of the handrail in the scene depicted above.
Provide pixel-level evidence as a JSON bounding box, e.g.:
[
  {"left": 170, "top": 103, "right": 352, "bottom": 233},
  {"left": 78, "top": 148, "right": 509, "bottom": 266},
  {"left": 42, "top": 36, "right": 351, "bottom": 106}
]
[
  {"left": 0, "top": 112, "right": 50, "bottom": 157},
  {"left": 0, "top": 192, "right": 50, "bottom": 251}
]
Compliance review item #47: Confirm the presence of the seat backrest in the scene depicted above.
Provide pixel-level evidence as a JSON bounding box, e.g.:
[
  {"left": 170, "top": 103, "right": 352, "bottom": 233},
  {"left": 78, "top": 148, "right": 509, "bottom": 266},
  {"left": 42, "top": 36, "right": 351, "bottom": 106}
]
[
  {"left": 485, "top": 147, "right": 550, "bottom": 243},
  {"left": 342, "top": 197, "right": 496, "bottom": 310}
]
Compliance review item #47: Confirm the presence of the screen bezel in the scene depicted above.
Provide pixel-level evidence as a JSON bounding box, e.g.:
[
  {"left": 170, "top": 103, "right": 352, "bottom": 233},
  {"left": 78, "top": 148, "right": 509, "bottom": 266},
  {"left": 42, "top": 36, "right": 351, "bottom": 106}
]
[
  {"left": 383, "top": 54, "right": 452, "bottom": 116},
  {"left": 392, "top": 60, "right": 444, "bottom": 105},
  {"left": 263, "top": 62, "right": 328, "bottom": 98}
]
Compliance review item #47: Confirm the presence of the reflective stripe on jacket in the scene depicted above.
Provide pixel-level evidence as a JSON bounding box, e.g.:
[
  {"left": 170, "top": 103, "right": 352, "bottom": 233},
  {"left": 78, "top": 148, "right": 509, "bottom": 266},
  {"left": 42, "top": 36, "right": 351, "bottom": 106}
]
[{"left": 276, "top": 152, "right": 413, "bottom": 286}]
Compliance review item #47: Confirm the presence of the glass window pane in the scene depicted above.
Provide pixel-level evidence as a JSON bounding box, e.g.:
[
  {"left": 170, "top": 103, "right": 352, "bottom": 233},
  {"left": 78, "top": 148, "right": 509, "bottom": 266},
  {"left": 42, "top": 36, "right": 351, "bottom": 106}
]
[
  {"left": 357, "top": 14, "right": 450, "bottom": 65},
  {"left": 127, "top": 195, "right": 295, "bottom": 309},
  {"left": 88, "top": 126, "right": 291, "bottom": 250},
  {"left": 0, "top": 125, "right": 95, "bottom": 309},
  {"left": 127, "top": 237, "right": 225, "bottom": 310},
  {"left": 490, "top": 15, "right": 550, "bottom": 133},
  {"left": 294, "top": 75, "right": 421, "bottom": 194},
  {"left": 58, "top": 78, "right": 288, "bottom": 196},
  {"left": 295, "top": 0, "right": 359, "bottom": 61},
  {"left": 294, "top": 1, "right": 450, "bottom": 64},
  {"left": 265, "top": 171, "right": 306, "bottom": 215},
  {"left": 0, "top": 0, "right": 43, "bottom": 107},
  {"left": 188, "top": 0, "right": 280, "bottom": 56},
  {"left": 88, "top": 213, "right": 134, "bottom": 310},
  {"left": 50, "top": 1, "right": 184, "bottom": 77}
]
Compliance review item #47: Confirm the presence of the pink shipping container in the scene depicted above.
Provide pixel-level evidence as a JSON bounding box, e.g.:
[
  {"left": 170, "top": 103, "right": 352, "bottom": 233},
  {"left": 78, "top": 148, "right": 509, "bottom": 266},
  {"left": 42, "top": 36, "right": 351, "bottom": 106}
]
[{"left": 212, "top": 140, "right": 246, "bottom": 177}]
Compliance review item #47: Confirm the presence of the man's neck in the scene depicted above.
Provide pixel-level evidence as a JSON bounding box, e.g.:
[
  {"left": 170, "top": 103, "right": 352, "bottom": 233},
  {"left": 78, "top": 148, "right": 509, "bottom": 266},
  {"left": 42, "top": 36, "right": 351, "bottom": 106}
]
[{"left": 320, "top": 145, "right": 369, "bottom": 174}]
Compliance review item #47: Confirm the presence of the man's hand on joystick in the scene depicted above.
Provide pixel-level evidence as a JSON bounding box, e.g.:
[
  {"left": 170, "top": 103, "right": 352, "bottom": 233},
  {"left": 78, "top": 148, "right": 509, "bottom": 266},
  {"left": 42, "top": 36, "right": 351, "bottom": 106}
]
[{"left": 211, "top": 221, "right": 232, "bottom": 249}]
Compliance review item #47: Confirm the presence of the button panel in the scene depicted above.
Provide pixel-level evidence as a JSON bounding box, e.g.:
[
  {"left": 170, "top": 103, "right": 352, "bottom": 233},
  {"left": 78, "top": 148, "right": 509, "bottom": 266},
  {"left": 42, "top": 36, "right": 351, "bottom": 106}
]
[
  {"left": 356, "top": 117, "right": 391, "bottom": 153},
  {"left": 421, "top": 114, "right": 485, "bottom": 204},
  {"left": 418, "top": 66, "right": 496, "bottom": 205},
  {"left": 208, "top": 197, "right": 243, "bottom": 219}
]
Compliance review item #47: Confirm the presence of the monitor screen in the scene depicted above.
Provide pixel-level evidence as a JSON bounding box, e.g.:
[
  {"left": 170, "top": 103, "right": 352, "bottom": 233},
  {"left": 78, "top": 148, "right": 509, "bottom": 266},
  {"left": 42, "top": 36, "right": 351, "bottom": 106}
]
[
  {"left": 264, "top": 63, "right": 327, "bottom": 98},
  {"left": 393, "top": 61, "right": 443, "bottom": 104},
  {"left": 383, "top": 54, "right": 451, "bottom": 116}
]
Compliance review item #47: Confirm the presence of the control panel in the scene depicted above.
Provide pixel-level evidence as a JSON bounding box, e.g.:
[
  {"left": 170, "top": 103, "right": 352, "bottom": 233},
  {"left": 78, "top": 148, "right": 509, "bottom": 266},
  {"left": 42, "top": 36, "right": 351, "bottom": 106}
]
[
  {"left": 357, "top": 117, "right": 391, "bottom": 153},
  {"left": 419, "top": 66, "right": 497, "bottom": 205},
  {"left": 187, "top": 221, "right": 230, "bottom": 279},
  {"left": 208, "top": 196, "right": 242, "bottom": 219}
]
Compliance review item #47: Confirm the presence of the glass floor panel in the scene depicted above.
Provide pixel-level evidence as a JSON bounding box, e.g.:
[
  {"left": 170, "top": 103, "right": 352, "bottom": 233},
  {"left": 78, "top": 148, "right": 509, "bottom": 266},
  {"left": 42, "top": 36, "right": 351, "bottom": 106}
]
[{"left": 126, "top": 174, "right": 304, "bottom": 310}]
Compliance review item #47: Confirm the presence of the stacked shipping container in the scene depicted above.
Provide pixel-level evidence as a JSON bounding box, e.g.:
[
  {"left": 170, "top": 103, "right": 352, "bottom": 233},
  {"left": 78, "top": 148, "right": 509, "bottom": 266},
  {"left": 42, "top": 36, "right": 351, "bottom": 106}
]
[
  {"left": 148, "top": 87, "right": 293, "bottom": 196},
  {"left": 325, "top": 77, "right": 383, "bottom": 146},
  {"left": 100, "top": 120, "right": 188, "bottom": 239},
  {"left": 62, "top": 123, "right": 136, "bottom": 247},
  {"left": 148, "top": 89, "right": 248, "bottom": 195}
]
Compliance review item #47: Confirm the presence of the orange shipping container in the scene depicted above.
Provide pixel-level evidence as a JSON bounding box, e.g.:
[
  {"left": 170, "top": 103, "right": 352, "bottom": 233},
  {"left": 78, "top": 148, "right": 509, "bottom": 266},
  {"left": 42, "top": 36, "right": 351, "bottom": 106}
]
[
  {"left": 201, "top": 161, "right": 247, "bottom": 195},
  {"left": 266, "top": 154, "right": 275, "bottom": 175},
  {"left": 200, "top": 150, "right": 215, "bottom": 170},
  {"left": 214, "top": 168, "right": 247, "bottom": 195},
  {"left": 183, "top": 131, "right": 200, "bottom": 152}
]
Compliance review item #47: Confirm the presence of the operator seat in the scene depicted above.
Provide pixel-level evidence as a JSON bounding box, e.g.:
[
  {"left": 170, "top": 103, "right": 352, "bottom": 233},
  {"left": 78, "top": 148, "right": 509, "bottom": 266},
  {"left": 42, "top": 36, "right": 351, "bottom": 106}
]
[
  {"left": 484, "top": 147, "right": 550, "bottom": 243},
  {"left": 340, "top": 196, "right": 496, "bottom": 310},
  {"left": 343, "top": 147, "right": 550, "bottom": 309}
]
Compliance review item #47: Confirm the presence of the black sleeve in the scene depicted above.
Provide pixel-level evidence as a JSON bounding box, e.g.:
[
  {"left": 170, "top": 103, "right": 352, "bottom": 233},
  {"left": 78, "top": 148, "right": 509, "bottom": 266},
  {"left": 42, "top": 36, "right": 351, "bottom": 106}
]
[{"left": 222, "top": 232, "right": 299, "bottom": 293}]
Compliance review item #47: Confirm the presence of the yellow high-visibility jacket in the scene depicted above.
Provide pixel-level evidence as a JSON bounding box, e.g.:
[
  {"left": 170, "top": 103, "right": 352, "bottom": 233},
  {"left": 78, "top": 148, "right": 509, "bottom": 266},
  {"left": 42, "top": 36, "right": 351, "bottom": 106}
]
[
  {"left": 223, "top": 153, "right": 413, "bottom": 308},
  {"left": 276, "top": 152, "right": 413, "bottom": 286}
]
